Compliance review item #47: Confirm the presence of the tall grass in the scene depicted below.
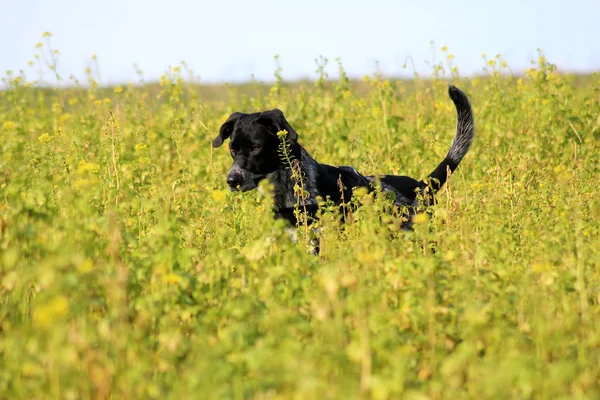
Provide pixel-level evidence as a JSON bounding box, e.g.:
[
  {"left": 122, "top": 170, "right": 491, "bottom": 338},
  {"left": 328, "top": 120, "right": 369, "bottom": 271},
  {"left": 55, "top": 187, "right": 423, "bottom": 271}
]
[{"left": 1, "top": 38, "right": 599, "bottom": 399}]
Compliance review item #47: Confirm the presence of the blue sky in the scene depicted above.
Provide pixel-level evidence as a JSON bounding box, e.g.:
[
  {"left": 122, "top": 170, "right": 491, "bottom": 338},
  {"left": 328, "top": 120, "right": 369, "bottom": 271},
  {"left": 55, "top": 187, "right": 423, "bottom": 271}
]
[{"left": 2, "top": 0, "right": 598, "bottom": 85}]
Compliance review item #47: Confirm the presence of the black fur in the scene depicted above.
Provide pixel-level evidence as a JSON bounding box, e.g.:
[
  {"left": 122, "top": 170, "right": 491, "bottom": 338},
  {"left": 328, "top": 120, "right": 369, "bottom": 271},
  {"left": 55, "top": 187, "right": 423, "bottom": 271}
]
[{"left": 213, "top": 85, "right": 475, "bottom": 236}]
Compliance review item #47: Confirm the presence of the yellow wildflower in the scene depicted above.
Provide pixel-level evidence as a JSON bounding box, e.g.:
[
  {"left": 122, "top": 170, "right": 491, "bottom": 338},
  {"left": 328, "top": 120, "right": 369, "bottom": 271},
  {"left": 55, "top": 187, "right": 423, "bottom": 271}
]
[
  {"left": 33, "top": 296, "right": 69, "bottom": 329},
  {"left": 38, "top": 133, "right": 52, "bottom": 143}
]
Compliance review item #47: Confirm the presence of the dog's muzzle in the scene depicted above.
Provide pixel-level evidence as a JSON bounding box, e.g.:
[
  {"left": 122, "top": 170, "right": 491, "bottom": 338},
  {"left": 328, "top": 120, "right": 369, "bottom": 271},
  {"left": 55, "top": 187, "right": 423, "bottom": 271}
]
[
  {"left": 226, "top": 165, "right": 265, "bottom": 191},
  {"left": 226, "top": 169, "right": 244, "bottom": 190}
]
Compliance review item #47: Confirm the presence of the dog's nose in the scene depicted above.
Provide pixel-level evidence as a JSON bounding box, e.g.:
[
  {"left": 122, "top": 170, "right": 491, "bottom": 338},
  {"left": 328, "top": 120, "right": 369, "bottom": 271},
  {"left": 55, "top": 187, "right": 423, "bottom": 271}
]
[{"left": 227, "top": 172, "right": 244, "bottom": 189}]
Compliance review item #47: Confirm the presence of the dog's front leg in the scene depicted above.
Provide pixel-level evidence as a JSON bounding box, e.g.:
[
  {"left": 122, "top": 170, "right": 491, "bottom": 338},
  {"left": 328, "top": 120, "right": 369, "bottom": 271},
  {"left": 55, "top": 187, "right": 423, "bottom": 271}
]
[{"left": 284, "top": 227, "right": 320, "bottom": 256}]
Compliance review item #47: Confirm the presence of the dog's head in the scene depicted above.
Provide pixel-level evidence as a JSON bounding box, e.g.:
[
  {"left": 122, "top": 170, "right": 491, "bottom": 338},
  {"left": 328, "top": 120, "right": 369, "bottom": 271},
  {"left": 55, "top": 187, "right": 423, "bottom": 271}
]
[{"left": 212, "top": 109, "right": 299, "bottom": 191}]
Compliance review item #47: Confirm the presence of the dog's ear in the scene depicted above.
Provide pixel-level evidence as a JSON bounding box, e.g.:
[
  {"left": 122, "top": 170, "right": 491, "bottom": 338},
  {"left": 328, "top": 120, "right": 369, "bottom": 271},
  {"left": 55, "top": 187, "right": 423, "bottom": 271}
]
[
  {"left": 213, "top": 112, "right": 243, "bottom": 148},
  {"left": 257, "top": 109, "right": 298, "bottom": 142}
]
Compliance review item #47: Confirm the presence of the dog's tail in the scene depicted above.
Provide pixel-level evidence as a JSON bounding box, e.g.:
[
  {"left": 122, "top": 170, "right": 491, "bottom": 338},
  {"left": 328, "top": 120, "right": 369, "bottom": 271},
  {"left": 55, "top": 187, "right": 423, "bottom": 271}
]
[{"left": 423, "top": 85, "right": 475, "bottom": 193}]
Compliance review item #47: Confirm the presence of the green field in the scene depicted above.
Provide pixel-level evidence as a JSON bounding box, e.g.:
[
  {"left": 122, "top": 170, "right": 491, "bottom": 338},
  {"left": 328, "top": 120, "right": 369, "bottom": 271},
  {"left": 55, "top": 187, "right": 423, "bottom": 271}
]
[{"left": 1, "top": 45, "right": 600, "bottom": 399}]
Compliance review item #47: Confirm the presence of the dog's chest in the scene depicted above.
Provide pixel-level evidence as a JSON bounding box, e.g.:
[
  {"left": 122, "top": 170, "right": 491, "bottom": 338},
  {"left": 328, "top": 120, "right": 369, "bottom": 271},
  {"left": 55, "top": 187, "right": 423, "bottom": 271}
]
[
  {"left": 266, "top": 168, "right": 319, "bottom": 209},
  {"left": 267, "top": 170, "right": 296, "bottom": 208}
]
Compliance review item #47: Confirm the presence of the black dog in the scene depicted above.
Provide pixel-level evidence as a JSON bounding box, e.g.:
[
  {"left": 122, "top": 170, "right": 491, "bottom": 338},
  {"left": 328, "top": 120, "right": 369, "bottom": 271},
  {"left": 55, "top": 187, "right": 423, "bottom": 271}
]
[{"left": 213, "top": 85, "right": 474, "bottom": 245}]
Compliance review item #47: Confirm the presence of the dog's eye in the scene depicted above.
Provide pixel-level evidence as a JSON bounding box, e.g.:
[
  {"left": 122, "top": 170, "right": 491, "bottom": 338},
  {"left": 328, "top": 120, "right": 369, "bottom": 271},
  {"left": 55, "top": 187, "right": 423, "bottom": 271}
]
[
  {"left": 251, "top": 144, "right": 261, "bottom": 152},
  {"left": 230, "top": 148, "right": 237, "bottom": 157}
]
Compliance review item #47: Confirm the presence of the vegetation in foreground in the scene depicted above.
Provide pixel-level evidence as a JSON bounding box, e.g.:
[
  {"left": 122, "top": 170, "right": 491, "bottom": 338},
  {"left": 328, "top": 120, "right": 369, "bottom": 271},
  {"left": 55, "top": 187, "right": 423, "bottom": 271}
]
[{"left": 1, "top": 38, "right": 600, "bottom": 399}]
